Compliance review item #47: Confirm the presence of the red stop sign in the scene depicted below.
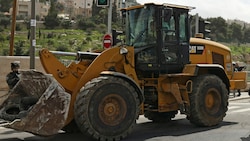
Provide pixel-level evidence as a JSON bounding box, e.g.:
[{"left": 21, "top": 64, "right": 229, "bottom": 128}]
[{"left": 103, "top": 34, "right": 112, "bottom": 49}]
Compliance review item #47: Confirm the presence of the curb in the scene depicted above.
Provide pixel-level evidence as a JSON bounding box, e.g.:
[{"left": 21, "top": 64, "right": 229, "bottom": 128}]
[
  {"left": 229, "top": 95, "right": 250, "bottom": 101},
  {"left": 229, "top": 97, "right": 249, "bottom": 101}
]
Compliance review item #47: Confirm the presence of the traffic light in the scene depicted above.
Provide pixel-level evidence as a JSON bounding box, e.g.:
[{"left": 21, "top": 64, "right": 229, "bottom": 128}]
[
  {"left": 199, "top": 19, "right": 211, "bottom": 39},
  {"left": 97, "top": 0, "right": 109, "bottom": 7}
]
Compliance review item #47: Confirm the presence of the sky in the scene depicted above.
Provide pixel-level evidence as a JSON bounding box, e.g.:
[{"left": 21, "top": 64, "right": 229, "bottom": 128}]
[{"left": 136, "top": 0, "right": 250, "bottom": 23}]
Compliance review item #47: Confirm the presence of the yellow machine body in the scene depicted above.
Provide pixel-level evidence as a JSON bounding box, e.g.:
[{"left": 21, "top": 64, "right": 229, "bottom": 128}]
[{"left": 0, "top": 3, "right": 245, "bottom": 141}]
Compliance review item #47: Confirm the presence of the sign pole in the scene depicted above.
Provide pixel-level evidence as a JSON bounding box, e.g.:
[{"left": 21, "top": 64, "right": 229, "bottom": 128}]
[
  {"left": 107, "top": 0, "right": 112, "bottom": 34},
  {"left": 30, "top": 0, "right": 36, "bottom": 69}
]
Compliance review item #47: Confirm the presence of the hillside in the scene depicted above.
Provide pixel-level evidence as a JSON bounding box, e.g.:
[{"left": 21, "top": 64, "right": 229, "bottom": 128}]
[{"left": 227, "top": 19, "right": 250, "bottom": 28}]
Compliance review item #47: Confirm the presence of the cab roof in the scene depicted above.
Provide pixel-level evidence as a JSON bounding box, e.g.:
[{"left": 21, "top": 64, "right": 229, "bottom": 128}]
[{"left": 122, "top": 3, "right": 195, "bottom": 11}]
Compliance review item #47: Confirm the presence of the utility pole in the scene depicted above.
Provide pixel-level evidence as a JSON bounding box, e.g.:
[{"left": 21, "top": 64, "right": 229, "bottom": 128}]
[
  {"left": 30, "top": 0, "right": 36, "bottom": 69},
  {"left": 107, "top": 0, "right": 112, "bottom": 34},
  {"left": 9, "top": 0, "right": 17, "bottom": 56}
]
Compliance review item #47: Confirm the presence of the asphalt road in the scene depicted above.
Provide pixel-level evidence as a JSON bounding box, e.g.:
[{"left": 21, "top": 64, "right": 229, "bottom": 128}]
[{"left": 0, "top": 92, "right": 250, "bottom": 141}]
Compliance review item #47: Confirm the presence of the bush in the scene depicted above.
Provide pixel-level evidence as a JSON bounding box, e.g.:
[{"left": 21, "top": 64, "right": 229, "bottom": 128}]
[
  {"left": 78, "top": 18, "right": 96, "bottom": 30},
  {"left": 0, "top": 34, "right": 5, "bottom": 43},
  {"left": 6, "top": 35, "right": 10, "bottom": 40},
  {"left": 69, "top": 39, "right": 76, "bottom": 46},
  {"left": 97, "top": 24, "right": 107, "bottom": 34},
  {"left": 56, "top": 45, "right": 69, "bottom": 52},
  {"left": 82, "top": 39, "right": 88, "bottom": 45},
  {"left": 16, "top": 24, "right": 22, "bottom": 31},
  {"left": 47, "top": 33, "right": 54, "bottom": 38},
  {"left": 61, "top": 20, "right": 72, "bottom": 29},
  {"left": 47, "top": 39, "right": 54, "bottom": 46},
  {"left": 0, "top": 27, "right": 4, "bottom": 32},
  {"left": 2, "top": 49, "right": 9, "bottom": 56},
  {"left": 14, "top": 40, "right": 25, "bottom": 56}
]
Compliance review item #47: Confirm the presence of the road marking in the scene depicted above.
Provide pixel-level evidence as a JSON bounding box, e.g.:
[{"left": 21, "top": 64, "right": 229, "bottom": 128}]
[
  {"left": 229, "top": 102, "right": 250, "bottom": 105},
  {"left": 228, "top": 106, "right": 240, "bottom": 110},
  {"left": 230, "top": 108, "right": 250, "bottom": 113}
]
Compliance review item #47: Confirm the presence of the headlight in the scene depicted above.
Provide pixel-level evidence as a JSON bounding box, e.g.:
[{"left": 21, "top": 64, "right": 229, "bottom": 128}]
[{"left": 120, "top": 47, "right": 128, "bottom": 55}]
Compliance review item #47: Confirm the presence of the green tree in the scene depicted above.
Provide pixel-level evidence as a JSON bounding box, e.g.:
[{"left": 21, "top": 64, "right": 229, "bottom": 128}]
[
  {"left": 99, "top": 8, "right": 108, "bottom": 25},
  {"left": 112, "top": 0, "right": 118, "bottom": 23},
  {"left": 207, "top": 17, "right": 227, "bottom": 42},
  {"left": 229, "top": 22, "right": 242, "bottom": 44},
  {"left": 0, "top": 14, "right": 10, "bottom": 29},
  {"left": 44, "top": 0, "right": 60, "bottom": 29},
  {"left": 243, "top": 27, "right": 250, "bottom": 43},
  {"left": 92, "top": 0, "right": 102, "bottom": 17},
  {"left": 0, "top": 0, "right": 12, "bottom": 12},
  {"left": 92, "top": 0, "right": 107, "bottom": 25}
]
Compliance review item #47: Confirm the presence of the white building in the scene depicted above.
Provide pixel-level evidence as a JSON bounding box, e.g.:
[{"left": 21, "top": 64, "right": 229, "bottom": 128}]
[
  {"left": 13, "top": 0, "right": 139, "bottom": 20},
  {"left": 10, "top": 0, "right": 50, "bottom": 20}
]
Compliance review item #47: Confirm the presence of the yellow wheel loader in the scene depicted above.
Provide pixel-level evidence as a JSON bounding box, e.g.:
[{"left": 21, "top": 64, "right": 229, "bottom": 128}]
[{"left": 0, "top": 3, "right": 247, "bottom": 141}]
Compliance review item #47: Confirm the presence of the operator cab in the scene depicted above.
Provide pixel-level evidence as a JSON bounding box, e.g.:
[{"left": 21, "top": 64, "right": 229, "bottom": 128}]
[{"left": 122, "top": 3, "right": 193, "bottom": 76}]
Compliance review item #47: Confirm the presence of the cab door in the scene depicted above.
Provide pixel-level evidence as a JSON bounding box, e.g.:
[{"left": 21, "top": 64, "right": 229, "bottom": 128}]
[{"left": 158, "top": 8, "right": 190, "bottom": 73}]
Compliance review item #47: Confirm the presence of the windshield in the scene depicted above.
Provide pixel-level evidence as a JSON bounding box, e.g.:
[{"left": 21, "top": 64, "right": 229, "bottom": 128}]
[{"left": 126, "top": 6, "right": 156, "bottom": 47}]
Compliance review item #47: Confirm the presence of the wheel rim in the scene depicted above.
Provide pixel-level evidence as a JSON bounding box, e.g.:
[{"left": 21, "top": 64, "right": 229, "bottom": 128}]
[
  {"left": 98, "top": 94, "right": 127, "bottom": 126},
  {"left": 205, "top": 88, "right": 221, "bottom": 115}
]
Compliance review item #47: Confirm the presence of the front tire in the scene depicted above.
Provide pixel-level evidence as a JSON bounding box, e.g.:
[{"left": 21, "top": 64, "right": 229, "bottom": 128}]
[
  {"left": 188, "top": 74, "right": 228, "bottom": 126},
  {"left": 74, "top": 76, "right": 140, "bottom": 141}
]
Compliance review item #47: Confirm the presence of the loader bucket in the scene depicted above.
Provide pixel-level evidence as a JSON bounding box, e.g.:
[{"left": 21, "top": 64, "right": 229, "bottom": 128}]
[{"left": 0, "top": 70, "right": 71, "bottom": 136}]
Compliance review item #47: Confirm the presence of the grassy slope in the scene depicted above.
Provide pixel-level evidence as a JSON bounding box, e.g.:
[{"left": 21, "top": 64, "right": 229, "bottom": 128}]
[
  {"left": 0, "top": 29, "right": 103, "bottom": 55},
  {"left": 1, "top": 28, "right": 250, "bottom": 62}
]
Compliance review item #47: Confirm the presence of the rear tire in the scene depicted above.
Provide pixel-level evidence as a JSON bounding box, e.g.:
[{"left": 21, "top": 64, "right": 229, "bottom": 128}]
[
  {"left": 74, "top": 76, "right": 140, "bottom": 141},
  {"left": 188, "top": 74, "right": 228, "bottom": 126}
]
